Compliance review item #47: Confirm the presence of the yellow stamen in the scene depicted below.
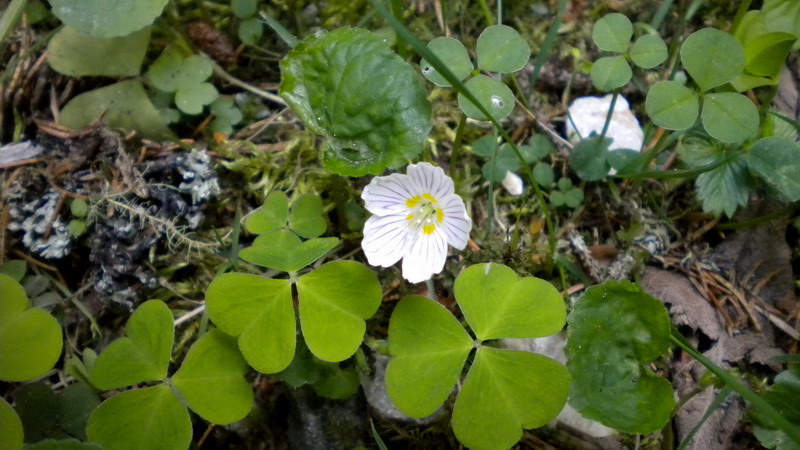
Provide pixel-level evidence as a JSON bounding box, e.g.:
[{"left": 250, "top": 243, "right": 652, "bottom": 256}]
[
  {"left": 406, "top": 196, "right": 421, "bottom": 208},
  {"left": 406, "top": 214, "right": 414, "bottom": 221},
  {"left": 436, "top": 209, "right": 444, "bottom": 223},
  {"left": 423, "top": 224, "right": 436, "bottom": 235},
  {"left": 423, "top": 193, "right": 436, "bottom": 202}
]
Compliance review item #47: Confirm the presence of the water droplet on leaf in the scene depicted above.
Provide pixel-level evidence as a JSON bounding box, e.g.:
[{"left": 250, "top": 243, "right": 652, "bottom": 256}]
[{"left": 490, "top": 95, "right": 504, "bottom": 109}]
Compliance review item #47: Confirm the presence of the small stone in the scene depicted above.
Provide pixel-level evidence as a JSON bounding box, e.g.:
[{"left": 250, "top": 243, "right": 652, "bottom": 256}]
[{"left": 566, "top": 94, "right": 644, "bottom": 152}]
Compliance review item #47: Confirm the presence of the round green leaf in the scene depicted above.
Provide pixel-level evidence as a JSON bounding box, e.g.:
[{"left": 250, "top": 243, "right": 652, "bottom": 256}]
[
  {"left": 47, "top": 26, "right": 151, "bottom": 77},
  {"left": 312, "top": 366, "right": 361, "bottom": 400},
  {"left": 386, "top": 295, "right": 473, "bottom": 418},
  {"left": 452, "top": 347, "right": 571, "bottom": 450},
  {"left": 525, "top": 134, "right": 555, "bottom": 162},
  {"left": 645, "top": 80, "right": 699, "bottom": 130},
  {"left": 592, "top": 13, "right": 633, "bottom": 53},
  {"left": 61, "top": 80, "right": 172, "bottom": 140},
  {"left": 70, "top": 199, "right": 89, "bottom": 218},
  {"left": 564, "top": 188, "right": 584, "bottom": 208},
  {"left": 476, "top": 24, "right": 531, "bottom": 73},
  {"left": 231, "top": 0, "right": 257, "bottom": 18},
  {"left": 49, "top": 0, "right": 168, "bottom": 37},
  {"left": 744, "top": 137, "right": 800, "bottom": 202},
  {"left": 57, "top": 382, "right": 100, "bottom": 440},
  {"left": 175, "top": 82, "right": 218, "bottom": 115},
  {"left": 280, "top": 28, "right": 432, "bottom": 176},
  {"left": 470, "top": 134, "right": 499, "bottom": 158},
  {"left": 0, "top": 274, "right": 62, "bottom": 381},
  {"left": 481, "top": 144, "right": 520, "bottom": 182},
  {"left": 296, "top": 261, "right": 382, "bottom": 362},
  {"left": 172, "top": 329, "right": 253, "bottom": 424},
  {"left": 86, "top": 385, "right": 191, "bottom": 450},
  {"left": 607, "top": 148, "right": 642, "bottom": 174},
  {"left": 0, "top": 397, "right": 23, "bottom": 450},
  {"left": 90, "top": 300, "right": 174, "bottom": 390},
  {"left": 680, "top": 28, "right": 745, "bottom": 91},
  {"left": 238, "top": 17, "right": 263, "bottom": 46},
  {"left": 14, "top": 382, "right": 58, "bottom": 441},
  {"left": 701, "top": 93, "right": 759, "bottom": 144},
  {"left": 590, "top": 55, "right": 632, "bottom": 91},
  {"left": 0, "top": 260, "right": 26, "bottom": 281},
  {"left": 565, "top": 281, "right": 674, "bottom": 434},
  {"left": 421, "top": 37, "right": 473, "bottom": 87},
  {"left": 205, "top": 273, "right": 295, "bottom": 374},
  {"left": 533, "top": 162, "right": 555, "bottom": 187},
  {"left": 457, "top": 74, "right": 515, "bottom": 121},
  {"left": 210, "top": 97, "right": 243, "bottom": 124},
  {"left": 569, "top": 137, "right": 611, "bottom": 181},
  {"left": 289, "top": 194, "right": 327, "bottom": 239},
  {"left": 176, "top": 55, "right": 214, "bottom": 85},
  {"left": 453, "top": 263, "right": 566, "bottom": 341},
  {"left": 550, "top": 191, "right": 566, "bottom": 207},
  {"left": 147, "top": 48, "right": 183, "bottom": 93},
  {"left": 629, "top": 34, "right": 668, "bottom": 69},
  {"left": 244, "top": 191, "right": 289, "bottom": 234},
  {"left": 557, "top": 177, "right": 573, "bottom": 191},
  {"left": 238, "top": 230, "right": 339, "bottom": 273}
]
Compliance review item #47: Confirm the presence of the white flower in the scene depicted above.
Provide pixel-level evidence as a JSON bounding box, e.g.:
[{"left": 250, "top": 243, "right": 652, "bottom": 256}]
[{"left": 361, "top": 162, "right": 472, "bottom": 283}]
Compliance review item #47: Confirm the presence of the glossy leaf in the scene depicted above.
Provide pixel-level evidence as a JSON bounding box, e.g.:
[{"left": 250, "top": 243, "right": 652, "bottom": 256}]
[
  {"left": 386, "top": 295, "right": 473, "bottom": 418},
  {"left": 701, "top": 93, "right": 759, "bottom": 143},
  {"left": 0, "top": 274, "right": 62, "bottom": 381},
  {"left": 60, "top": 80, "right": 172, "bottom": 140},
  {"left": 0, "top": 397, "right": 23, "bottom": 450},
  {"left": 280, "top": 27, "right": 431, "bottom": 176},
  {"left": 244, "top": 191, "right": 289, "bottom": 234},
  {"left": 629, "top": 34, "right": 668, "bottom": 69},
  {"left": 565, "top": 281, "right": 674, "bottom": 434},
  {"left": 297, "top": 261, "right": 382, "bottom": 361},
  {"left": 592, "top": 13, "right": 632, "bottom": 53},
  {"left": 476, "top": 25, "right": 531, "bottom": 73},
  {"left": 90, "top": 300, "right": 173, "bottom": 390},
  {"left": 289, "top": 194, "right": 327, "bottom": 239},
  {"left": 591, "top": 55, "right": 632, "bottom": 91},
  {"left": 452, "top": 347, "right": 570, "bottom": 450},
  {"left": 49, "top": 0, "right": 168, "bottom": 37},
  {"left": 205, "top": 273, "right": 295, "bottom": 373},
  {"left": 569, "top": 137, "right": 611, "bottom": 181},
  {"left": 696, "top": 158, "right": 751, "bottom": 217},
  {"left": 421, "top": 37, "right": 473, "bottom": 87},
  {"left": 453, "top": 263, "right": 566, "bottom": 341},
  {"left": 172, "top": 329, "right": 253, "bottom": 424},
  {"left": 645, "top": 81, "right": 699, "bottom": 130},
  {"left": 239, "top": 230, "right": 339, "bottom": 273},
  {"left": 47, "top": 27, "right": 151, "bottom": 77},
  {"left": 86, "top": 385, "right": 192, "bottom": 450},
  {"left": 457, "top": 74, "right": 515, "bottom": 121},
  {"left": 745, "top": 137, "right": 800, "bottom": 202},
  {"left": 680, "top": 28, "right": 745, "bottom": 91}
]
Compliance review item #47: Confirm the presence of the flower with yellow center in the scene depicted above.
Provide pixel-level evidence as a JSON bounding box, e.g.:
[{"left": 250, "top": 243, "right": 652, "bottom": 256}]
[{"left": 361, "top": 162, "right": 472, "bottom": 283}]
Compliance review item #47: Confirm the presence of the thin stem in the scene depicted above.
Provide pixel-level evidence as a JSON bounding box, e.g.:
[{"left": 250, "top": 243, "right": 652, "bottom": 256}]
[
  {"left": 451, "top": 113, "right": 468, "bottom": 178},
  {"left": 731, "top": 0, "right": 754, "bottom": 34},
  {"left": 529, "top": 0, "right": 569, "bottom": 92},
  {"left": 599, "top": 91, "right": 619, "bottom": 141},
  {"left": 476, "top": 0, "right": 495, "bottom": 26},
  {"left": 670, "top": 330, "right": 800, "bottom": 446},
  {"left": 0, "top": 0, "right": 27, "bottom": 47},
  {"left": 650, "top": 0, "right": 674, "bottom": 30},
  {"left": 497, "top": 0, "right": 502, "bottom": 24},
  {"left": 259, "top": 11, "right": 299, "bottom": 48},
  {"left": 425, "top": 278, "right": 436, "bottom": 301}
]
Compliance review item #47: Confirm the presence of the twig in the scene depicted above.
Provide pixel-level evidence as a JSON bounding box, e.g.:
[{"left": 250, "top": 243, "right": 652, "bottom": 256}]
[
  {"left": 174, "top": 303, "right": 206, "bottom": 327},
  {"left": 213, "top": 63, "right": 286, "bottom": 105}
]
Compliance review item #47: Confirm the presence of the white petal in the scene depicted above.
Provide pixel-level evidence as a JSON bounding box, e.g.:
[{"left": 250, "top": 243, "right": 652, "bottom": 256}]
[
  {"left": 406, "top": 162, "right": 454, "bottom": 200},
  {"left": 362, "top": 214, "right": 413, "bottom": 267},
  {"left": 361, "top": 173, "right": 416, "bottom": 215},
  {"left": 440, "top": 194, "right": 471, "bottom": 250},
  {"left": 401, "top": 229, "right": 448, "bottom": 283},
  {"left": 501, "top": 171, "right": 524, "bottom": 196}
]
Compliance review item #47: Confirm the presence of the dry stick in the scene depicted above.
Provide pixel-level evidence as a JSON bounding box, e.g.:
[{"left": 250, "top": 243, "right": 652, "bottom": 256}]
[{"left": 213, "top": 63, "right": 286, "bottom": 105}]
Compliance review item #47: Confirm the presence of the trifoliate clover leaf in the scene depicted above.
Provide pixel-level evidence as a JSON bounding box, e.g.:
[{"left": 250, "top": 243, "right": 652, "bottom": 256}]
[
  {"left": 244, "top": 191, "right": 290, "bottom": 234},
  {"left": 476, "top": 24, "right": 531, "bottom": 73}
]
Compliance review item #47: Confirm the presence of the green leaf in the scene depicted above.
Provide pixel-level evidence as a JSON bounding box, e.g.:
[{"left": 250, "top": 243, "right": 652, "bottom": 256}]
[
  {"left": 313, "top": 366, "right": 361, "bottom": 399},
  {"left": 60, "top": 80, "right": 172, "bottom": 140},
  {"left": 238, "top": 17, "right": 263, "bottom": 46},
  {"left": 453, "top": 263, "right": 565, "bottom": 341},
  {"left": 90, "top": 300, "right": 173, "bottom": 390},
  {"left": 532, "top": 161, "right": 554, "bottom": 187},
  {"left": 278, "top": 341, "right": 326, "bottom": 388},
  {"left": 296, "top": 261, "right": 382, "bottom": 362},
  {"left": 590, "top": 55, "right": 632, "bottom": 91},
  {"left": 701, "top": 93, "right": 759, "bottom": 144},
  {"left": 476, "top": 24, "right": 531, "bottom": 73},
  {"left": 175, "top": 82, "right": 219, "bottom": 115},
  {"left": 470, "top": 134, "right": 499, "bottom": 158},
  {"left": 557, "top": 177, "right": 573, "bottom": 191},
  {"left": 457, "top": 74, "right": 515, "bottom": 121},
  {"left": 231, "top": 0, "right": 257, "bottom": 18},
  {"left": 0, "top": 260, "right": 26, "bottom": 281},
  {"left": 645, "top": 80, "right": 699, "bottom": 130},
  {"left": 481, "top": 144, "right": 520, "bottom": 182},
  {"left": 550, "top": 191, "right": 566, "bottom": 207},
  {"left": 49, "top": 0, "right": 168, "bottom": 37},
  {"left": 743, "top": 32, "right": 797, "bottom": 77},
  {"left": 421, "top": 37, "right": 473, "bottom": 87},
  {"left": 752, "top": 364, "right": 800, "bottom": 449},
  {"left": 27, "top": 440, "right": 102, "bottom": 450},
  {"left": 386, "top": 295, "right": 473, "bottom": 418},
  {"left": 86, "top": 385, "right": 192, "bottom": 450},
  {"left": 629, "top": 34, "right": 668, "bottom": 69},
  {"left": 680, "top": 28, "right": 745, "bottom": 91},
  {"left": 569, "top": 137, "right": 610, "bottom": 181},
  {"left": 564, "top": 188, "right": 584, "bottom": 208},
  {"left": 0, "top": 274, "right": 62, "bottom": 381},
  {"left": 239, "top": 230, "right": 339, "bottom": 273},
  {"left": 745, "top": 137, "right": 800, "bottom": 202},
  {"left": 172, "top": 329, "right": 253, "bottom": 424},
  {"left": 244, "top": 191, "right": 289, "bottom": 234},
  {"left": 280, "top": 27, "right": 431, "bottom": 176},
  {"left": 47, "top": 26, "right": 151, "bottom": 77},
  {"left": 565, "top": 281, "right": 674, "bottom": 434},
  {"left": 14, "top": 382, "right": 58, "bottom": 442},
  {"left": 525, "top": 134, "right": 554, "bottom": 162},
  {"left": 70, "top": 199, "right": 89, "bottom": 218},
  {"left": 57, "top": 383, "right": 100, "bottom": 440},
  {"left": 592, "top": 13, "right": 632, "bottom": 53},
  {"left": 451, "top": 347, "right": 571, "bottom": 450},
  {"left": 176, "top": 55, "right": 214, "bottom": 85},
  {"left": 205, "top": 273, "right": 294, "bottom": 374},
  {"left": 696, "top": 158, "right": 751, "bottom": 217},
  {"left": 0, "top": 397, "right": 23, "bottom": 450},
  {"left": 607, "top": 149, "right": 641, "bottom": 174},
  {"left": 147, "top": 48, "right": 184, "bottom": 93},
  {"left": 289, "top": 194, "right": 327, "bottom": 239},
  {"left": 210, "top": 97, "right": 243, "bottom": 124},
  {"left": 731, "top": 73, "right": 778, "bottom": 92},
  {"left": 763, "top": 0, "right": 800, "bottom": 48}
]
